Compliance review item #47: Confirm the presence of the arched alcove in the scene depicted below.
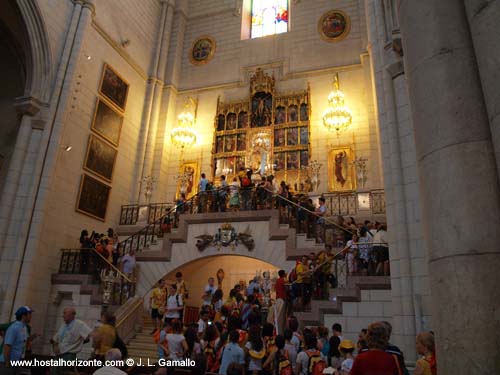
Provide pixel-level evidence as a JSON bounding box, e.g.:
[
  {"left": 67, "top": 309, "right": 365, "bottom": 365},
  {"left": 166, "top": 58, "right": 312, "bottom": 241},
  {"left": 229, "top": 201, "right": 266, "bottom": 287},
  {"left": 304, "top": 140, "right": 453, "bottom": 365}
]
[{"left": 157, "top": 255, "right": 279, "bottom": 307}]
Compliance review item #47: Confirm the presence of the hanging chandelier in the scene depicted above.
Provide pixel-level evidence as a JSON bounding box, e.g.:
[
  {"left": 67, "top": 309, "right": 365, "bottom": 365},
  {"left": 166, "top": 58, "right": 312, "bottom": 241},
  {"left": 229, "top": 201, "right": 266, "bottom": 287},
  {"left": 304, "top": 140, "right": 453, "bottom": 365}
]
[
  {"left": 171, "top": 98, "right": 197, "bottom": 149},
  {"left": 322, "top": 73, "right": 353, "bottom": 134}
]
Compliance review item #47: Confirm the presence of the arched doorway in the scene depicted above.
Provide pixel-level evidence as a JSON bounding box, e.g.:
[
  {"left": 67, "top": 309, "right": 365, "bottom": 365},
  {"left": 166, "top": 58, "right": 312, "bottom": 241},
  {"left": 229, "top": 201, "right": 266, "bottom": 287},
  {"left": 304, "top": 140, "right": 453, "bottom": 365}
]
[
  {"left": 161, "top": 255, "right": 279, "bottom": 308},
  {"left": 0, "top": 1, "right": 27, "bottom": 187}
]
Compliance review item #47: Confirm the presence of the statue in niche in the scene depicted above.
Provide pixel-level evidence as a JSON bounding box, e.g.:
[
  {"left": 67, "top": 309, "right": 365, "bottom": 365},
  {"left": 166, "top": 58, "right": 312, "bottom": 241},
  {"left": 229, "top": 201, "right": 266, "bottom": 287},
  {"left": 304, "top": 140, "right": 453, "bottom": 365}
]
[{"left": 334, "top": 150, "right": 348, "bottom": 186}]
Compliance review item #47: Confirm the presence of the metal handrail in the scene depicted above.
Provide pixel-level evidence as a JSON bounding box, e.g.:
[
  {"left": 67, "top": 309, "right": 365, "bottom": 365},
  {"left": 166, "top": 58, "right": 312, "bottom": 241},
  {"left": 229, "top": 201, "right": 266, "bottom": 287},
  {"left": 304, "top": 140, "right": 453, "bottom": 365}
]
[
  {"left": 118, "top": 186, "right": 230, "bottom": 250},
  {"left": 263, "top": 187, "right": 354, "bottom": 235},
  {"left": 89, "top": 247, "right": 133, "bottom": 283}
]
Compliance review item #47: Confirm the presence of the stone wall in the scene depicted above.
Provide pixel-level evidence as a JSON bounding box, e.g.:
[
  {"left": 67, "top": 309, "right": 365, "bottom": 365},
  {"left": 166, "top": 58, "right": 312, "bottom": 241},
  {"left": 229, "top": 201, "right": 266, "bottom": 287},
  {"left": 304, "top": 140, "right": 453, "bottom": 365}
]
[{"left": 324, "top": 288, "right": 392, "bottom": 343}]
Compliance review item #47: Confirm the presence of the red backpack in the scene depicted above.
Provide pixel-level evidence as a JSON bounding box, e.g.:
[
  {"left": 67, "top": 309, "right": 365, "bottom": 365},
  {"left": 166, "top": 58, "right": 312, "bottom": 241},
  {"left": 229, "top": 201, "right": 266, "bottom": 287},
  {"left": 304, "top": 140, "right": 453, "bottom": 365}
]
[
  {"left": 278, "top": 349, "right": 293, "bottom": 375},
  {"left": 241, "top": 176, "right": 251, "bottom": 187},
  {"left": 306, "top": 350, "right": 326, "bottom": 375}
]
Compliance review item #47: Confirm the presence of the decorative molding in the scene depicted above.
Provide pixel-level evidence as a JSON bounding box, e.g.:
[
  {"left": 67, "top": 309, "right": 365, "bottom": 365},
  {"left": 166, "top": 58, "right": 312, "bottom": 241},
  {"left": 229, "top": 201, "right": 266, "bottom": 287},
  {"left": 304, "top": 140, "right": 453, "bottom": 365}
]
[
  {"left": 386, "top": 60, "right": 404, "bottom": 79},
  {"left": 14, "top": 96, "right": 43, "bottom": 116}
]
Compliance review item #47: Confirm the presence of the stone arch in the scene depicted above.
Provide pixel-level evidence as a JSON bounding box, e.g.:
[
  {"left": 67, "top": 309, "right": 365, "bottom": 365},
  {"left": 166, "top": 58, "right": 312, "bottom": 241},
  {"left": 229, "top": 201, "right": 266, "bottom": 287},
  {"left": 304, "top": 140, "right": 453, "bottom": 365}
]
[
  {"left": 2, "top": 0, "right": 53, "bottom": 103},
  {"left": 145, "top": 254, "right": 281, "bottom": 308}
]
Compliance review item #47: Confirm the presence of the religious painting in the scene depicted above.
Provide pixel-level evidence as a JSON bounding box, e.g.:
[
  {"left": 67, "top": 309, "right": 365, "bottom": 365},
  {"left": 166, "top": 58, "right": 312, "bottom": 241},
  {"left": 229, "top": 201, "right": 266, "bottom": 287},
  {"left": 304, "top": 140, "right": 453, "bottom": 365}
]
[
  {"left": 275, "top": 106, "right": 286, "bottom": 125},
  {"left": 227, "top": 113, "right": 237, "bottom": 130},
  {"left": 274, "top": 128, "right": 285, "bottom": 147},
  {"left": 225, "top": 157, "right": 236, "bottom": 175},
  {"left": 287, "top": 151, "right": 299, "bottom": 170},
  {"left": 238, "top": 111, "right": 248, "bottom": 128},
  {"left": 217, "top": 114, "right": 226, "bottom": 131},
  {"left": 287, "top": 104, "right": 298, "bottom": 123},
  {"left": 236, "top": 156, "right": 245, "bottom": 171},
  {"left": 251, "top": 91, "right": 273, "bottom": 127},
  {"left": 318, "top": 10, "right": 351, "bottom": 42},
  {"left": 299, "top": 127, "right": 309, "bottom": 145},
  {"left": 274, "top": 152, "right": 285, "bottom": 171},
  {"left": 76, "top": 174, "right": 111, "bottom": 221},
  {"left": 237, "top": 133, "right": 247, "bottom": 151},
  {"left": 328, "top": 147, "right": 356, "bottom": 191},
  {"left": 189, "top": 35, "right": 216, "bottom": 65},
  {"left": 300, "top": 150, "right": 309, "bottom": 168},
  {"left": 91, "top": 98, "right": 123, "bottom": 146},
  {"left": 176, "top": 161, "right": 199, "bottom": 199},
  {"left": 300, "top": 103, "right": 309, "bottom": 121},
  {"left": 83, "top": 134, "right": 118, "bottom": 183},
  {"left": 287, "top": 127, "right": 298, "bottom": 146},
  {"left": 216, "top": 136, "right": 224, "bottom": 153},
  {"left": 224, "top": 135, "right": 236, "bottom": 152},
  {"left": 99, "top": 64, "right": 129, "bottom": 111}
]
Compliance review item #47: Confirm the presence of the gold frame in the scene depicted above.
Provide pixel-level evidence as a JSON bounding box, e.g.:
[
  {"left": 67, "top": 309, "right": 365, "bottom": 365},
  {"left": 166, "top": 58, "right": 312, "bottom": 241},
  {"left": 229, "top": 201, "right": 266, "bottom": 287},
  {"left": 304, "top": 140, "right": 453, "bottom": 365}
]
[
  {"left": 76, "top": 174, "right": 111, "bottom": 222},
  {"left": 91, "top": 97, "right": 124, "bottom": 146},
  {"left": 189, "top": 35, "right": 216, "bottom": 66},
  {"left": 83, "top": 134, "right": 118, "bottom": 183},
  {"left": 328, "top": 146, "right": 356, "bottom": 192},
  {"left": 318, "top": 10, "right": 351, "bottom": 42},
  {"left": 98, "top": 63, "right": 129, "bottom": 111},
  {"left": 176, "top": 161, "right": 200, "bottom": 200}
]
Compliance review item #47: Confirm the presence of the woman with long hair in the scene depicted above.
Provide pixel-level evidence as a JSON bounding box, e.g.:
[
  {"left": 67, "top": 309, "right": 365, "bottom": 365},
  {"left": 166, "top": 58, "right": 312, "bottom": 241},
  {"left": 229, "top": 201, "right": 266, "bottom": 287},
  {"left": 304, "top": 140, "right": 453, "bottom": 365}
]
[{"left": 415, "top": 332, "right": 436, "bottom": 375}]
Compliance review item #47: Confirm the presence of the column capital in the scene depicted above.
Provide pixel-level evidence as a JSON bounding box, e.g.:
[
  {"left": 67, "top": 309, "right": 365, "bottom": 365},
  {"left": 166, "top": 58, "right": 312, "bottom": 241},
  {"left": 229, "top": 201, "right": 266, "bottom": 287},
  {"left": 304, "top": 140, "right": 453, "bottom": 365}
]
[
  {"left": 386, "top": 61, "right": 404, "bottom": 79},
  {"left": 14, "top": 96, "right": 44, "bottom": 116}
]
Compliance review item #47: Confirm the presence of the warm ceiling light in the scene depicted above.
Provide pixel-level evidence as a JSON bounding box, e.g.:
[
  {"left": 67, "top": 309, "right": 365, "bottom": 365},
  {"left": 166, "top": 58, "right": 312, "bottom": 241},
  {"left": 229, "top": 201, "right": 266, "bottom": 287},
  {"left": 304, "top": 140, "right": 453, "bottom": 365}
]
[
  {"left": 322, "top": 73, "right": 353, "bottom": 134},
  {"left": 171, "top": 98, "right": 197, "bottom": 149}
]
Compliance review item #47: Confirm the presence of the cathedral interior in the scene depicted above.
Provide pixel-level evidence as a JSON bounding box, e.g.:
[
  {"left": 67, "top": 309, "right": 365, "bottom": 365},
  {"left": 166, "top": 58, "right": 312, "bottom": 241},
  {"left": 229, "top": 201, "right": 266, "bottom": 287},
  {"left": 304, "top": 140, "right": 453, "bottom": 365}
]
[{"left": 0, "top": 0, "right": 499, "bottom": 374}]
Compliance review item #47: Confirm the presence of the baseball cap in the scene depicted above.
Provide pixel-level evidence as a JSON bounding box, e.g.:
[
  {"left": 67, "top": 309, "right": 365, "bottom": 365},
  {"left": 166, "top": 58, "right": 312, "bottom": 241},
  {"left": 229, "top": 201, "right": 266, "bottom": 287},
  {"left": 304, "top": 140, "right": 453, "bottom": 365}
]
[{"left": 15, "top": 306, "right": 34, "bottom": 317}]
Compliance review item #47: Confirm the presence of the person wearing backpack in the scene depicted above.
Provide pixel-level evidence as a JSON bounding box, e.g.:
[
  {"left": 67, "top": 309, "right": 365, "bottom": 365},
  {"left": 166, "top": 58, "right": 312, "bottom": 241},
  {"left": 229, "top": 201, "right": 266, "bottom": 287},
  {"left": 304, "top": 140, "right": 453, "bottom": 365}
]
[
  {"left": 240, "top": 170, "right": 253, "bottom": 211},
  {"left": 262, "top": 335, "right": 293, "bottom": 375},
  {"left": 296, "top": 333, "right": 326, "bottom": 375},
  {"left": 165, "top": 284, "right": 183, "bottom": 325}
]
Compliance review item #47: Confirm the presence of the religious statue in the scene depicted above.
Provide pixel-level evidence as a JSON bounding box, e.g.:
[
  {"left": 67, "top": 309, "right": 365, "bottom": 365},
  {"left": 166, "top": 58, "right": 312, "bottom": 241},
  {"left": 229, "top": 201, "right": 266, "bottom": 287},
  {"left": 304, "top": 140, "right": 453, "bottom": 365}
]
[{"left": 334, "top": 150, "right": 348, "bottom": 186}]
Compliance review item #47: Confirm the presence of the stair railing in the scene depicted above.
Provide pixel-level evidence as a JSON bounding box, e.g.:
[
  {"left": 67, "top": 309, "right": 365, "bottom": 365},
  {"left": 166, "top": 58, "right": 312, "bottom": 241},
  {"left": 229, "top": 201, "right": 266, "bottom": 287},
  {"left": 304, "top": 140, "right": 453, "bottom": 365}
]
[{"left": 59, "top": 248, "right": 135, "bottom": 305}]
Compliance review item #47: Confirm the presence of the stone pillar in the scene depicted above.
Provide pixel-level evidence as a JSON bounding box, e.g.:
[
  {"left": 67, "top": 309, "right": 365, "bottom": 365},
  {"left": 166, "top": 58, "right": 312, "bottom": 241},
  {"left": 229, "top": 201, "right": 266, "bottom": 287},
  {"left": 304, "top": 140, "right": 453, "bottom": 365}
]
[
  {"left": 463, "top": 0, "right": 500, "bottom": 176},
  {"left": 398, "top": 1, "right": 500, "bottom": 374}
]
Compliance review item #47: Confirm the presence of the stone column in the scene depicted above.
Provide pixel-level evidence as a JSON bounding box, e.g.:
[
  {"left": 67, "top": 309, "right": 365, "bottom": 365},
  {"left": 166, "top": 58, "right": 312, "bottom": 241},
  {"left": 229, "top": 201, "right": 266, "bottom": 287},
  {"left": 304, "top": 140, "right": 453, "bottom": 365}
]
[
  {"left": 463, "top": 0, "right": 500, "bottom": 176},
  {"left": 398, "top": 1, "right": 500, "bottom": 374}
]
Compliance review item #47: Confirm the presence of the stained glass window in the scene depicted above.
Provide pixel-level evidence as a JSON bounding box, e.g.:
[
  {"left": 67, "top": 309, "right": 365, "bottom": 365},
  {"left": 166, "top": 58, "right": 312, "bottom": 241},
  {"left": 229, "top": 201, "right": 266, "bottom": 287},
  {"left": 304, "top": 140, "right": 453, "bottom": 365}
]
[{"left": 251, "top": 0, "right": 288, "bottom": 39}]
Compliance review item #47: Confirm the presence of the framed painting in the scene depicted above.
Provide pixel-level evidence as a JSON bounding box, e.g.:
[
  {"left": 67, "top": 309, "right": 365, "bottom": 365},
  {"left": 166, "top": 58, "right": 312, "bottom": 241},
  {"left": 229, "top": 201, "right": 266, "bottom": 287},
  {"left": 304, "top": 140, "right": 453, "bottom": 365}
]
[
  {"left": 176, "top": 161, "right": 199, "bottom": 199},
  {"left": 216, "top": 136, "right": 224, "bottom": 153},
  {"left": 236, "top": 133, "right": 247, "bottom": 151},
  {"left": 300, "top": 150, "right": 309, "bottom": 168},
  {"left": 83, "top": 134, "right": 118, "bottom": 182},
  {"left": 318, "top": 10, "right": 351, "bottom": 42},
  {"left": 287, "top": 127, "right": 298, "bottom": 146},
  {"left": 299, "top": 127, "right": 309, "bottom": 145},
  {"left": 275, "top": 106, "right": 286, "bottom": 125},
  {"left": 217, "top": 114, "right": 226, "bottom": 131},
  {"left": 76, "top": 174, "right": 111, "bottom": 221},
  {"left": 237, "top": 111, "right": 248, "bottom": 129},
  {"left": 99, "top": 64, "right": 129, "bottom": 111},
  {"left": 328, "top": 146, "right": 356, "bottom": 191},
  {"left": 287, "top": 104, "right": 298, "bottom": 123},
  {"left": 189, "top": 35, "right": 216, "bottom": 65},
  {"left": 274, "top": 152, "right": 285, "bottom": 171},
  {"left": 91, "top": 98, "right": 124, "bottom": 146},
  {"left": 251, "top": 91, "right": 273, "bottom": 127},
  {"left": 274, "top": 128, "right": 285, "bottom": 147},
  {"left": 287, "top": 151, "right": 299, "bottom": 170},
  {"left": 300, "top": 103, "right": 309, "bottom": 121},
  {"left": 227, "top": 113, "right": 237, "bottom": 130},
  {"left": 224, "top": 135, "right": 236, "bottom": 152}
]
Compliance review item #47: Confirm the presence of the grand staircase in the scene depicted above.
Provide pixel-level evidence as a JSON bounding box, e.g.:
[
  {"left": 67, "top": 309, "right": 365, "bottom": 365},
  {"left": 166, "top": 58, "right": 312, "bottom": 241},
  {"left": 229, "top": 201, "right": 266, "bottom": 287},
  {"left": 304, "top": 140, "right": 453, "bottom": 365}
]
[{"left": 127, "top": 313, "right": 159, "bottom": 363}]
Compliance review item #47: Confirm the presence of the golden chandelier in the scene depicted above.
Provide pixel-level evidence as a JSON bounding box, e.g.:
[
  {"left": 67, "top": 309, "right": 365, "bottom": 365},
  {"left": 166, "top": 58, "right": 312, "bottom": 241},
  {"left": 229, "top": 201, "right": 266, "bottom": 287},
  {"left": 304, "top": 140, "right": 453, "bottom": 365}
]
[{"left": 322, "top": 73, "right": 353, "bottom": 134}]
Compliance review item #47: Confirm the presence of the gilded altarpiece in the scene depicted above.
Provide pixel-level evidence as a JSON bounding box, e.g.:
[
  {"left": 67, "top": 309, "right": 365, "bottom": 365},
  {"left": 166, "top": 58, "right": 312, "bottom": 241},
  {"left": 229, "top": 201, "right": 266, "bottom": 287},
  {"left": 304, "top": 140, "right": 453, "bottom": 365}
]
[{"left": 212, "top": 68, "right": 311, "bottom": 189}]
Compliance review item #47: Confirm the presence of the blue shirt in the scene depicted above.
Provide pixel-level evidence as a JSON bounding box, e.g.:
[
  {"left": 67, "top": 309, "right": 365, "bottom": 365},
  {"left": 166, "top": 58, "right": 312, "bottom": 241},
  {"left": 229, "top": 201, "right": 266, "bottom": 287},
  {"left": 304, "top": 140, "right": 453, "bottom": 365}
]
[
  {"left": 0, "top": 321, "right": 27, "bottom": 362},
  {"left": 158, "top": 330, "right": 167, "bottom": 359},
  {"left": 199, "top": 178, "right": 208, "bottom": 192},
  {"left": 219, "top": 342, "right": 245, "bottom": 375}
]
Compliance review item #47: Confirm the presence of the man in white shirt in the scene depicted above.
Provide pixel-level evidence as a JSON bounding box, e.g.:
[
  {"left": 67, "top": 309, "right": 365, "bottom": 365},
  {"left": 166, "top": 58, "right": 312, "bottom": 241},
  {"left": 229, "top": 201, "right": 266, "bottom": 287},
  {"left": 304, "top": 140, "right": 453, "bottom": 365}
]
[
  {"left": 92, "top": 348, "right": 126, "bottom": 375},
  {"left": 120, "top": 250, "right": 136, "bottom": 277},
  {"left": 51, "top": 307, "right": 92, "bottom": 375},
  {"left": 201, "top": 277, "right": 216, "bottom": 306},
  {"left": 164, "top": 284, "right": 183, "bottom": 324}
]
